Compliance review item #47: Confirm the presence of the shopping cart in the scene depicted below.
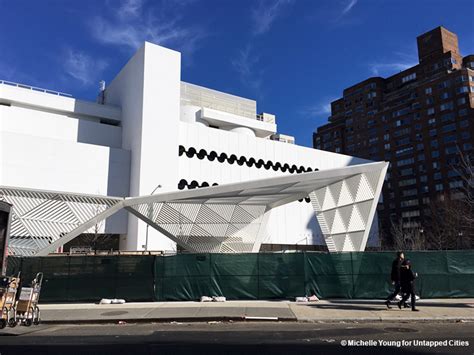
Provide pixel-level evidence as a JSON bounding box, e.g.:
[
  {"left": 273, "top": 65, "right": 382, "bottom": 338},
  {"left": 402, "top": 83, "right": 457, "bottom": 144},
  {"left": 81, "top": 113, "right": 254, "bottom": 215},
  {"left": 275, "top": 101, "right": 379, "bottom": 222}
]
[
  {"left": 0, "top": 272, "right": 21, "bottom": 329},
  {"left": 16, "top": 273, "right": 43, "bottom": 326}
]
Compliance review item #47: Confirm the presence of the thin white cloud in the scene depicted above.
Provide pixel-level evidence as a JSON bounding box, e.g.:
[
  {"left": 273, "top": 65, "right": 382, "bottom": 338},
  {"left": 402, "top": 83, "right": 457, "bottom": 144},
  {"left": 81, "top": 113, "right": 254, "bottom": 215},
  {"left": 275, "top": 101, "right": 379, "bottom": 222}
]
[
  {"left": 116, "top": 0, "right": 143, "bottom": 19},
  {"left": 63, "top": 49, "right": 107, "bottom": 86},
  {"left": 369, "top": 62, "right": 417, "bottom": 76},
  {"left": 301, "top": 98, "right": 336, "bottom": 119},
  {"left": 251, "top": 0, "right": 294, "bottom": 35},
  {"left": 90, "top": 0, "right": 205, "bottom": 59},
  {"left": 232, "top": 46, "right": 263, "bottom": 93},
  {"left": 341, "top": 0, "right": 358, "bottom": 15}
]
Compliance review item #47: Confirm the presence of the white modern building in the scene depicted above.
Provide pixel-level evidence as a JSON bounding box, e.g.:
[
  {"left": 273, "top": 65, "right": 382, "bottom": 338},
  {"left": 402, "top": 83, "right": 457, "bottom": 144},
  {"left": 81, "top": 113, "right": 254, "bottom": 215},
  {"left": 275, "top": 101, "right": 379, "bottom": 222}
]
[{"left": 0, "top": 42, "right": 387, "bottom": 255}]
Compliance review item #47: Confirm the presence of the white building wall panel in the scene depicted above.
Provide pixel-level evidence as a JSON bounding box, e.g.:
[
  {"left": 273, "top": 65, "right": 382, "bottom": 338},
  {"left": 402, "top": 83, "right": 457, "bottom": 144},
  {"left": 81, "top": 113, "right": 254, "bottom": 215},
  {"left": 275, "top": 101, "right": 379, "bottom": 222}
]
[
  {"left": 0, "top": 132, "right": 130, "bottom": 234},
  {"left": 177, "top": 122, "right": 371, "bottom": 247},
  {"left": 0, "top": 106, "right": 122, "bottom": 148}
]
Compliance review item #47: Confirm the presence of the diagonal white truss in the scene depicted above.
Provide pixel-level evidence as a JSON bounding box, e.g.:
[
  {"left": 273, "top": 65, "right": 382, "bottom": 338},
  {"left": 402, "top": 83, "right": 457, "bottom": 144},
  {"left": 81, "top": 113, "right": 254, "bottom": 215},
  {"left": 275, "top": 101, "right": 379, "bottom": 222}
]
[
  {"left": 0, "top": 187, "right": 123, "bottom": 256},
  {"left": 126, "top": 202, "right": 268, "bottom": 253},
  {"left": 1, "top": 161, "right": 388, "bottom": 256}
]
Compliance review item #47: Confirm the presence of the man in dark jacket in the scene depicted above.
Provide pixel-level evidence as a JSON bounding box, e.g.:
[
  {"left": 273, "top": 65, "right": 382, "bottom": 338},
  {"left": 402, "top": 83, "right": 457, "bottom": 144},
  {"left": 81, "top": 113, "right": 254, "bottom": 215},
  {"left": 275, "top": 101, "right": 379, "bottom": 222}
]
[
  {"left": 398, "top": 259, "right": 419, "bottom": 311},
  {"left": 385, "top": 251, "right": 404, "bottom": 309}
]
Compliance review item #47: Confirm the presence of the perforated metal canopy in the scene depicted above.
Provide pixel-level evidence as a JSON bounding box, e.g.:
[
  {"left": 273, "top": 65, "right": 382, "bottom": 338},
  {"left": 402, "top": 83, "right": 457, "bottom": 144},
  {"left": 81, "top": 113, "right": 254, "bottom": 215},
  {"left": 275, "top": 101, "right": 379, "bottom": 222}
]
[{"left": 0, "top": 161, "right": 388, "bottom": 255}]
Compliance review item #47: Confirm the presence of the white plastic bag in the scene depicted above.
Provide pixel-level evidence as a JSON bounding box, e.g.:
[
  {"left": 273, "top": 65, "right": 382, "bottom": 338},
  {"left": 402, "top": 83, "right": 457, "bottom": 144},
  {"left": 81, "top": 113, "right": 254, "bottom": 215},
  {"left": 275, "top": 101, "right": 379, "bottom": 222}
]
[
  {"left": 212, "top": 296, "right": 226, "bottom": 302},
  {"left": 111, "top": 298, "right": 126, "bottom": 304},
  {"left": 295, "top": 296, "right": 308, "bottom": 303}
]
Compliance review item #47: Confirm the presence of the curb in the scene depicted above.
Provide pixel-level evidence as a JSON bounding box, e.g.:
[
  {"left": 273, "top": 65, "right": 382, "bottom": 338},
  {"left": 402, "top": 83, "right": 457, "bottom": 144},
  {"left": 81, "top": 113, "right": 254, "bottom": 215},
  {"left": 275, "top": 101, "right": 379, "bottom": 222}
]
[
  {"left": 40, "top": 316, "right": 298, "bottom": 325},
  {"left": 38, "top": 316, "right": 474, "bottom": 325},
  {"left": 297, "top": 317, "right": 474, "bottom": 323}
]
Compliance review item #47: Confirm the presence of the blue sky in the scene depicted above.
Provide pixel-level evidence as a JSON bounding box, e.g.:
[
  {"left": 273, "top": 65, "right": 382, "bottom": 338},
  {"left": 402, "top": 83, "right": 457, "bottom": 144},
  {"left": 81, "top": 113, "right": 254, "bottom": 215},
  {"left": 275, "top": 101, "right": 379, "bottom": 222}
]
[{"left": 1, "top": 0, "right": 473, "bottom": 147}]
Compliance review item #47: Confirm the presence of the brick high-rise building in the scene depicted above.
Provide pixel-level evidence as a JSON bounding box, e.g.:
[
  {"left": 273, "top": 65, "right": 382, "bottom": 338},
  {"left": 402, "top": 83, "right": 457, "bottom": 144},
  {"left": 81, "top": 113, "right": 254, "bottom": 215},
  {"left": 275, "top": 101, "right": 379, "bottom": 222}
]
[{"left": 313, "top": 27, "right": 474, "bottom": 247}]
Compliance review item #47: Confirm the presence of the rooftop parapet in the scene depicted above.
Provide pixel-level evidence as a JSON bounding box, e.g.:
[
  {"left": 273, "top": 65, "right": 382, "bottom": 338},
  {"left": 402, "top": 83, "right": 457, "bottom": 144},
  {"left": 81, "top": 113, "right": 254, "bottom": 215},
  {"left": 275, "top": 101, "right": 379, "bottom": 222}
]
[{"left": 181, "top": 81, "right": 257, "bottom": 120}]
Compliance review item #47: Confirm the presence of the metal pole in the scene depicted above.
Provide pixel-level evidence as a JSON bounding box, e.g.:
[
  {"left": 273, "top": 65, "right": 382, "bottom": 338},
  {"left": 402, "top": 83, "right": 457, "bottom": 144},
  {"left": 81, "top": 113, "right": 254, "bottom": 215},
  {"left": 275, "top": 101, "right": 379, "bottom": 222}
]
[{"left": 145, "top": 184, "right": 162, "bottom": 252}]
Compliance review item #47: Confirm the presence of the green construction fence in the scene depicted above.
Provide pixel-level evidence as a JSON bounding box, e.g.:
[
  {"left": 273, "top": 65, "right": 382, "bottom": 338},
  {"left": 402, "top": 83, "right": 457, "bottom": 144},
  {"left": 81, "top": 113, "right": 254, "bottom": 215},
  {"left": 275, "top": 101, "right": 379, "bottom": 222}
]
[{"left": 6, "top": 251, "right": 474, "bottom": 302}]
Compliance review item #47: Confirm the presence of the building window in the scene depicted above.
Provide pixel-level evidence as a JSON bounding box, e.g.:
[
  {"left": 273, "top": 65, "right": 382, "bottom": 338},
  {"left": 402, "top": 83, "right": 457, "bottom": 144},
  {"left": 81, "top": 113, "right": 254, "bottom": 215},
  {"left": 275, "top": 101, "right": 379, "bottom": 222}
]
[
  {"left": 455, "top": 75, "right": 468, "bottom": 83},
  {"left": 448, "top": 170, "right": 460, "bottom": 178},
  {"left": 431, "top": 151, "right": 439, "bottom": 158},
  {"left": 401, "top": 199, "right": 419, "bottom": 207},
  {"left": 399, "top": 178, "right": 417, "bottom": 186},
  {"left": 433, "top": 161, "right": 440, "bottom": 169},
  {"left": 394, "top": 128, "right": 411, "bottom": 137},
  {"left": 459, "top": 120, "right": 469, "bottom": 128},
  {"left": 443, "top": 135, "right": 456, "bottom": 143},
  {"left": 429, "top": 128, "right": 437, "bottom": 137},
  {"left": 431, "top": 140, "right": 438, "bottom": 148},
  {"left": 396, "top": 147, "right": 413, "bottom": 156},
  {"left": 402, "top": 73, "right": 416, "bottom": 83},
  {"left": 449, "top": 180, "right": 463, "bottom": 189},
  {"left": 427, "top": 108, "right": 435, "bottom": 115},
  {"left": 417, "top": 153, "right": 425, "bottom": 161},
  {"left": 396, "top": 137, "right": 410, "bottom": 146},
  {"left": 457, "top": 97, "right": 467, "bottom": 105},
  {"left": 455, "top": 86, "right": 469, "bottom": 94},
  {"left": 402, "top": 210, "right": 420, "bottom": 218},
  {"left": 441, "top": 112, "right": 455, "bottom": 122},
  {"left": 400, "top": 168, "right": 414, "bottom": 176},
  {"left": 464, "top": 143, "right": 473, "bottom": 150},
  {"left": 438, "top": 80, "right": 451, "bottom": 89},
  {"left": 459, "top": 108, "right": 468, "bottom": 117},
  {"left": 397, "top": 158, "right": 414, "bottom": 167},
  {"left": 426, "top": 97, "right": 434, "bottom": 105},
  {"left": 447, "top": 156, "right": 459, "bottom": 165},
  {"left": 393, "top": 108, "right": 411, "bottom": 118},
  {"left": 435, "top": 183, "right": 444, "bottom": 192},
  {"left": 428, "top": 118, "right": 436, "bottom": 125},
  {"left": 440, "top": 101, "right": 453, "bottom": 111},
  {"left": 434, "top": 172, "right": 442, "bottom": 180},
  {"left": 442, "top": 123, "right": 456, "bottom": 133},
  {"left": 461, "top": 132, "right": 470, "bottom": 140},
  {"left": 425, "top": 87, "right": 432, "bottom": 95},
  {"left": 420, "top": 175, "right": 428, "bottom": 183},
  {"left": 440, "top": 92, "right": 451, "bottom": 100}
]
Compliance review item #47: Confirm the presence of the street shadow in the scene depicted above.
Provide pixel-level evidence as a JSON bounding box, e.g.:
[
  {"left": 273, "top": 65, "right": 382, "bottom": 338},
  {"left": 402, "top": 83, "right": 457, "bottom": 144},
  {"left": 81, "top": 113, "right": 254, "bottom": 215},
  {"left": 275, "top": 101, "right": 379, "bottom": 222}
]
[
  {"left": 308, "top": 299, "right": 473, "bottom": 309},
  {"left": 0, "top": 336, "right": 428, "bottom": 355},
  {"left": 304, "top": 303, "right": 384, "bottom": 311}
]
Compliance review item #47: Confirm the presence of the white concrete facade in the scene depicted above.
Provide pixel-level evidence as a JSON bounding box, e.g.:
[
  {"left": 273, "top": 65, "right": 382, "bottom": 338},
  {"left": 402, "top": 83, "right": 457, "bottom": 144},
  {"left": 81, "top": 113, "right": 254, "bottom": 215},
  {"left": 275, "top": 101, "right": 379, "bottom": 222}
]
[{"left": 0, "top": 42, "right": 379, "bottom": 252}]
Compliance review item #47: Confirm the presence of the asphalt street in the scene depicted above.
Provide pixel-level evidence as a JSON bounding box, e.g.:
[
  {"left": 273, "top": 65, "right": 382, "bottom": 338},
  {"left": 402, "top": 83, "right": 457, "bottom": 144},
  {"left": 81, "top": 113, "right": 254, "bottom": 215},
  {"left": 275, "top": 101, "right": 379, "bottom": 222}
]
[{"left": 0, "top": 321, "right": 473, "bottom": 355}]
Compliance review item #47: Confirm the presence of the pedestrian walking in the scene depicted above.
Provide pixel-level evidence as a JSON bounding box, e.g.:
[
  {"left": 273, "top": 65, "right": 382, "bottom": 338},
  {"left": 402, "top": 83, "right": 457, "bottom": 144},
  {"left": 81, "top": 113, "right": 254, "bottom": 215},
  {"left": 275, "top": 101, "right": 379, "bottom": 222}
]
[
  {"left": 398, "top": 259, "right": 419, "bottom": 312},
  {"left": 385, "top": 251, "right": 404, "bottom": 309}
]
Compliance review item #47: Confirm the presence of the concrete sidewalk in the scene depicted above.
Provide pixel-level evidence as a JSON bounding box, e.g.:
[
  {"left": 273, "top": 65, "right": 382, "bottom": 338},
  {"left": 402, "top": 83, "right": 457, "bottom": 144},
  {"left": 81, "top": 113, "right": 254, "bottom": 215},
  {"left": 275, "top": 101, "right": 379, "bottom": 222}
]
[{"left": 38, "top": 299, "right": 474, "bottom": 324}]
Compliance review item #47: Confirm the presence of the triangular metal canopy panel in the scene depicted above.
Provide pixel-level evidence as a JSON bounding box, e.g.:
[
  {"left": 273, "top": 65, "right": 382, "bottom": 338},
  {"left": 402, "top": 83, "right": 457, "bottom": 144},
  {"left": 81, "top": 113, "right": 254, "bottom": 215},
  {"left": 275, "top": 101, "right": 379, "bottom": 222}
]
[{"left": 1, "top": 161, "right": 388, "bottom": 256}]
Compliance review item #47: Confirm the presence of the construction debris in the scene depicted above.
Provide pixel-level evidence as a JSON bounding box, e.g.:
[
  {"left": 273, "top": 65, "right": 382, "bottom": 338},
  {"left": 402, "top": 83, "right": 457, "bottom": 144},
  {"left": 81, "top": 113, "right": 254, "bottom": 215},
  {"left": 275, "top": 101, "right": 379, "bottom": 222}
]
[{"left": 100, "top": 298, "right": 126, "bottom": 304}]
